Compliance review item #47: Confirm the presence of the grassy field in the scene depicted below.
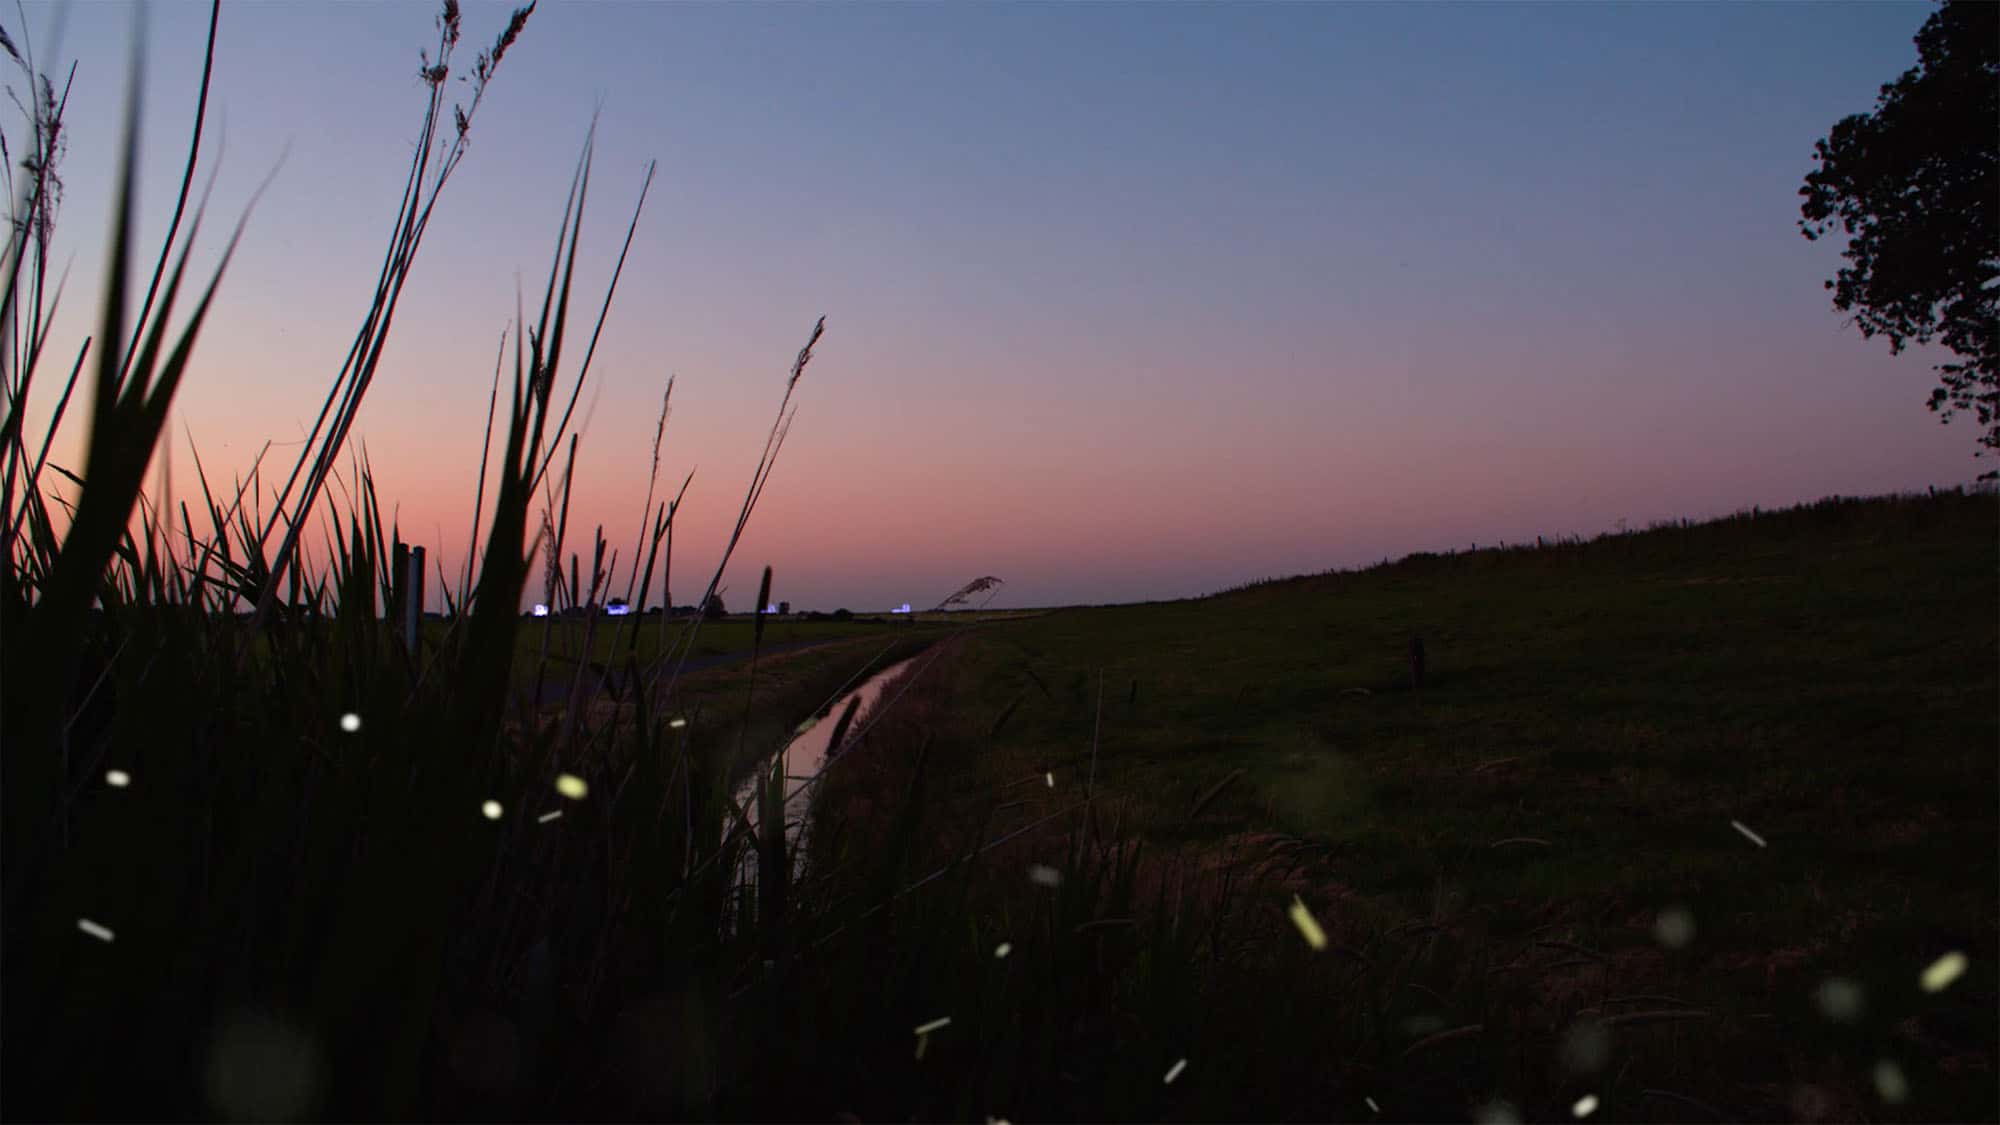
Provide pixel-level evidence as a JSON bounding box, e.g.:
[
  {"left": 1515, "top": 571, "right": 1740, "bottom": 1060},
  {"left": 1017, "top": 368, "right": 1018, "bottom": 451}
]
[
  {"left": 500, "top": 615, "right": 900, "bottom": 674},
  {"left": 503, "top": 611, "right": 1019, "bottom": 660},
  {"left": 797, "top": 489, "right": 1997, "bottom": 1123}
]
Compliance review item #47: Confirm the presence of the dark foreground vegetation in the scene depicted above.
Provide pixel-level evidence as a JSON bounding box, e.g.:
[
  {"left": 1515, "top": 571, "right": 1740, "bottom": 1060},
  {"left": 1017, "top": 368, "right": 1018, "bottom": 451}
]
[{"left": 2, "top": 4, "right": 1994, "bottom": 1123}]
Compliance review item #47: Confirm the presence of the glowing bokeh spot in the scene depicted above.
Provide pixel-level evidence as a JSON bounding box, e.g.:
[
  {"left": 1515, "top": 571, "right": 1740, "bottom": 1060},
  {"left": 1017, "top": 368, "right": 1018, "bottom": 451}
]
[
  {"left": 1029, "top": 864, "right": 1062, "bottom": 887},
  {"left": 1654, "top": 906, "right": 1696, "bottom": 949},
  {"left": 555, "top": 774, "right": 587, "bottom": 800},
  {"left": 105, "top": 769, "right": 131, "bottom": 788},
  {"left": 1572, "top": 1094, "right": 1599, "bottom": 1118},
  {"left": 481, "top": 800, "right": 503, "bottom": 821},
  {"left": 1730, "top": 819, "right": 1767, "bottom": 848},
  {"left": 537, "top": 810, "right": 562, "bottom": 824},
  {"left": 994, "top": 942, "right": 1012, "bottom": 959},
  {"left": 1288, "top": 895, "right": 1327, "bottom": 951},
  {"left": 1559, "top": 1019, "right": 1611, "bottom": 1074},
  {"left": 669, "top": 717, "right": 688, "bottom": 729},
  {"left": 1872, "top": 1059, "right": 1908, "bottom": 1104},
  {"left": 1814, "top": 977, "right": 1865, "bottom": 1022},
  {"left": 204, "top": 1009, "right": 324, "bottom": 1123},
  {"left": 1045, "top": 771, "right": 1055, "bottom": 788},
  {"left": 76, "top": 918, "right": 115, "bottom": 943},
  {"left": 1401, "top": 1013, "right": 1445, "bottom": 1037},
  {"left": 339, "top": 712, "right": 361, "bottom": 733},
  {"left": 1474, "top": 1100, "right": 1522, "bottom": 1125},
  {"left": 1365, "top": 1096, "right": 1380, "bottom": 1114},
  {"left": 1920, "top": 951, "right": 1966, "bottom": 993}
]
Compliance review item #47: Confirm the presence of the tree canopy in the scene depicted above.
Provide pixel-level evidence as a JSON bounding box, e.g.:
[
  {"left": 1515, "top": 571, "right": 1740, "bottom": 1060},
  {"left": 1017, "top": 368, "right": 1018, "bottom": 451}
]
[{"left": 1799, "top": 0, "right": 1998, "bottom": 470}]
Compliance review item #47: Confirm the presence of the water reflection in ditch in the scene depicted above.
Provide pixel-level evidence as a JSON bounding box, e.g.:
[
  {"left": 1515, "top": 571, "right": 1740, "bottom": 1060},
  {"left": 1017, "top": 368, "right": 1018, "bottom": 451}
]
[{"left": 726, "top": 655, "right": 919, "bottom": 901}]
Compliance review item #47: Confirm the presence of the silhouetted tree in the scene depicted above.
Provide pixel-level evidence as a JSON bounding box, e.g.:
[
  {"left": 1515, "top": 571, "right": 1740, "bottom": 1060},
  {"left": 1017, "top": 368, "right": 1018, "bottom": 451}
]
[
  {"left": 702, "top": 593, "right": 727, "bottom": 621},
  {"left": 1799, "top": 0, "right": 1998, "bottom": 472}
]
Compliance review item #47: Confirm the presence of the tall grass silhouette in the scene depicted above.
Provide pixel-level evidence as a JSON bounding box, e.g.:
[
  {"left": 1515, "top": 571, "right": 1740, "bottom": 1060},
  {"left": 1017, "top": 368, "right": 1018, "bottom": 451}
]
[{"left": 0, "top": 6, "right": 1241, "bottom": 1120}]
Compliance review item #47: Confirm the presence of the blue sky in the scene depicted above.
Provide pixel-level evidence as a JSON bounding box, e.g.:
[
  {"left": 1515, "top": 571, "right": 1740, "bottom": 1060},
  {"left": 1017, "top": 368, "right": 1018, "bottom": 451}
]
[{"left": 13, "top": 1, "right": 1970, "bottom": 611}]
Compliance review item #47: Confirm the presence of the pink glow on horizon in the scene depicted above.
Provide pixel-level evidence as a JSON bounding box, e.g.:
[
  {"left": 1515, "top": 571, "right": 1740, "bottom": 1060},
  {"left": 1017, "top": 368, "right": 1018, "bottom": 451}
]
[{"left": 12, "top": 2, "right": 1987, "bottom": 615}]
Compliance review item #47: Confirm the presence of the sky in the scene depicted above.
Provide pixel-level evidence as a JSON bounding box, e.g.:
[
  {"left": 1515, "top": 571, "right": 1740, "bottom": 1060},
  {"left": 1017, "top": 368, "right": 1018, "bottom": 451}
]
[{"left": 9, "top": 0, "right": 1980, "bottom": 613}]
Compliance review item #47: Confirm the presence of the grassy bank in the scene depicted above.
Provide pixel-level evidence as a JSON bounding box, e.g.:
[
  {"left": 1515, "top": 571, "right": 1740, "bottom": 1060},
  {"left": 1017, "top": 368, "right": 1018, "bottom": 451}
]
[{"left": 798, "top": 489, "right": 1997, "bottom": 1122}]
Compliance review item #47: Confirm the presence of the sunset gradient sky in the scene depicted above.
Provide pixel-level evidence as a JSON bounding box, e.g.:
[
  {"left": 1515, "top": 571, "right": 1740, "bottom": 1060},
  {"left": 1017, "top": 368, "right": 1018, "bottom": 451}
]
[{"left": 15, "top": 0, "right": 1980, "bottom": 612}]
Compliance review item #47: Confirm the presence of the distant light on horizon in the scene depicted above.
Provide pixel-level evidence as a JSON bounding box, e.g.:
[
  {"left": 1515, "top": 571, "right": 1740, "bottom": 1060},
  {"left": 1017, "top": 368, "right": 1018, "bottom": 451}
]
[
  {"left": 606, "top": 602, "right": 630, "bottom": 616},
  {"left": 532, "top": 604, "right": 549, "bottom": 617}
]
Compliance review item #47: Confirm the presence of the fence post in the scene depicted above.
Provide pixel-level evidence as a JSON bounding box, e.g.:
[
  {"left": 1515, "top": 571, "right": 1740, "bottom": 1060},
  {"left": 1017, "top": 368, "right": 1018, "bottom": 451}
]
[
  {"left": 405, "top": 546, "right": 424, "bottom": 659},
  {"left": 390, "top": 540, "right": 408, "bottom": 628}
]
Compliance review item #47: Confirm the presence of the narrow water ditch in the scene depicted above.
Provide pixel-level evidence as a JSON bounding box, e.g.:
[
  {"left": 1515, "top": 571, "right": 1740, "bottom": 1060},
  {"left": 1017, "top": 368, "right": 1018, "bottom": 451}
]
[{"left": 728, "top": 654, "right": 923, "bottom": 886}]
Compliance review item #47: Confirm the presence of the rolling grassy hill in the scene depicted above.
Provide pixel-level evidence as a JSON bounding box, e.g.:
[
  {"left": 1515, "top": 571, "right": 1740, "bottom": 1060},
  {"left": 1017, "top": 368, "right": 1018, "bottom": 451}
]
[{"left": 801, "top": 488, "right": 1996, "bottom": 1122}]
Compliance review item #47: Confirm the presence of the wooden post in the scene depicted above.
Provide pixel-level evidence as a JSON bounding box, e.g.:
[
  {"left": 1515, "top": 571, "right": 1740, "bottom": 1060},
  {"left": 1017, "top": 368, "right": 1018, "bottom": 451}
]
[
  {"left": 390, "top": 540, "right": 408, "bottom": 626},
  {"left": 405, "top": 546, "right": 425, "bottom": 658}
]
